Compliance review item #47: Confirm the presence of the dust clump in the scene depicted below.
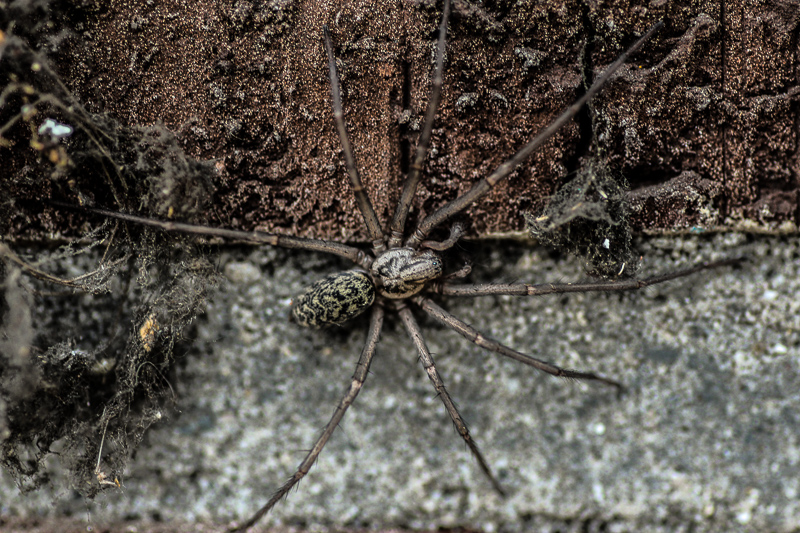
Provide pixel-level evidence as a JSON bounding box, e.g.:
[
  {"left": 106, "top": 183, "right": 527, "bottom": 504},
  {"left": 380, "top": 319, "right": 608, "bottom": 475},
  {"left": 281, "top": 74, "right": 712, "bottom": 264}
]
[
  {"left": 525, "top": 161, "right": 637, "bottom": 278},
  {"left": 1, "top": 3, "right": 221, "bottom": 504}
]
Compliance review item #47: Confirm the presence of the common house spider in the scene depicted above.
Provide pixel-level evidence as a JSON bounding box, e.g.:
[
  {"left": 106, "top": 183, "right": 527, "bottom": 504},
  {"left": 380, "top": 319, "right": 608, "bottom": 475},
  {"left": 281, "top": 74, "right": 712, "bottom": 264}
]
[{"left": 53, "top": 2, "right": 741, "bottom": 530}]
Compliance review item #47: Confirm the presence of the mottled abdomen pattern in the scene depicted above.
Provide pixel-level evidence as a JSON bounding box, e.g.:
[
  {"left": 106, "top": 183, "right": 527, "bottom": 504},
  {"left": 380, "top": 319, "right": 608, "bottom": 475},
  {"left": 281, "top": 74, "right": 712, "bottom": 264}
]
[{"left": 292, "top": 270, "right": 376, "bottom": 328}]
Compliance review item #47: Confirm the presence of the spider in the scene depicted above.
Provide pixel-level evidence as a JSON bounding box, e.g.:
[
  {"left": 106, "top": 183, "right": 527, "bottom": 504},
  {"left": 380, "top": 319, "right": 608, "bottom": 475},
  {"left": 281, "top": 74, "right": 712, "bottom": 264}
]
[{"left": 54, "top": 2, "right": 739, "bottom": 530}]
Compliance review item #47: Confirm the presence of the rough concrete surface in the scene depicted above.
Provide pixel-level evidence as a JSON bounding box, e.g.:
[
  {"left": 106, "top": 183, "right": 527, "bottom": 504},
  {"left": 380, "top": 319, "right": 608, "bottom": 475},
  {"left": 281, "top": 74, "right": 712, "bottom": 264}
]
[{"left": 2, "top": 232, "right": 799, "bottom": 532}]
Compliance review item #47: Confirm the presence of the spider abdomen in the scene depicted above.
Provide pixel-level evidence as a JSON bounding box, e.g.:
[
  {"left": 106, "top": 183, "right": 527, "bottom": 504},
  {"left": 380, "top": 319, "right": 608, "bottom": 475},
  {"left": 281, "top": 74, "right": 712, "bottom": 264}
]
[{"left": 291, "top": 270, "right": 375, "bottom": 328}]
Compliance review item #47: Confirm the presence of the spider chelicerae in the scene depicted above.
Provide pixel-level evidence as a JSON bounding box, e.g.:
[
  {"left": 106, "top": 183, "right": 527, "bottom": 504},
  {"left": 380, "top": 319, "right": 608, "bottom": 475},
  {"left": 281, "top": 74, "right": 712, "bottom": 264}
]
[{"left": 58, "top": 2, "right": 739, "bottom": 530}]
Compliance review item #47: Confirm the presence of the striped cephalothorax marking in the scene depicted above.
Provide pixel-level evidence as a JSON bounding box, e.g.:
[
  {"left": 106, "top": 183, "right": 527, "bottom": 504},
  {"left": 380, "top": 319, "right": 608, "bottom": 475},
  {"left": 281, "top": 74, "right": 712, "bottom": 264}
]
[
  {"left": 57, "top": 6, "right": 739, "bottom": 531},
  {"left": 370, "top": 248, "right": 443, "bottom": 298}
]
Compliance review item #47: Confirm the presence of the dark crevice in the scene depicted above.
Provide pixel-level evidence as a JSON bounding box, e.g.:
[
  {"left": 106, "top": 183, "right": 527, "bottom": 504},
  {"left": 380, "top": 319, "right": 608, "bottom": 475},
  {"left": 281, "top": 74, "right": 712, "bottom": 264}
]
[
  {"left": 399, "top": 59, "right": 413, "bottom": 176},
  {"left": 563, "top": 5, "right": 596, "bottom": 176},
  {"left": 401, "top": 59, "right": 412, "bottom": 109},
  {"left": 720, "top": 0, "right": 729, "bottom": 218},
  {"left": 789, "top": 12, "right": 800, "bottom": 224}
]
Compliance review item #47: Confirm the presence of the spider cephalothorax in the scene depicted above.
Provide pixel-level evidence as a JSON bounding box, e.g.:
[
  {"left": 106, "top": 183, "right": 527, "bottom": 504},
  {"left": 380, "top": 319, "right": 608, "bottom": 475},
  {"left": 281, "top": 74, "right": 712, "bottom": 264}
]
[
  {"left": 50, "top": 2, "right": 742, "bottom": 531},
  {"left": 370, "top": 248, "right": 444, "bottom": 298}
]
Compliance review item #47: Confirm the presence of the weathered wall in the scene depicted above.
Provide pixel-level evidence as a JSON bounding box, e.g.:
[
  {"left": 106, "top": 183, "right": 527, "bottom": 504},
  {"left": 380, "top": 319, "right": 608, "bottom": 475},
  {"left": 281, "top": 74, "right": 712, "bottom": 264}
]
[{"left": 3, "top": 0, "right": 799, "bottom": 240}]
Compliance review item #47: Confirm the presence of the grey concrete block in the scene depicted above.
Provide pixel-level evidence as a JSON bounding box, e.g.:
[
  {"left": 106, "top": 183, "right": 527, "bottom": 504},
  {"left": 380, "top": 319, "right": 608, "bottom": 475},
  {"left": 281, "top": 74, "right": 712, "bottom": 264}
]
[{"left": 2, "top": 233, "right": 798, "bottom": 532}]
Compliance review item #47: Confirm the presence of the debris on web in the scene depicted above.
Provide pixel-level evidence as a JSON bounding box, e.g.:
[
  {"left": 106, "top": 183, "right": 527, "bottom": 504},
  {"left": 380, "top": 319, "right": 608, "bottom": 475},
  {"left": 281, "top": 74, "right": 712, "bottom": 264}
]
[
  {"left": 525, "top": 160, "right": 639, "bottom": 278},
  {"left": 1, "top": 14, "right": 221, "bottom": 500}
]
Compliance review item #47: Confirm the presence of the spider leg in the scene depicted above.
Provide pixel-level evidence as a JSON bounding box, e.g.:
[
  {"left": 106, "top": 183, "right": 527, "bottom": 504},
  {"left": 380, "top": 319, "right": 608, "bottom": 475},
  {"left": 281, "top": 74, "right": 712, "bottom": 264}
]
[
  {"left": 323, "top": 26, "right": 385, "bottom": 250},
  {"left": 431, "top": 257, "right": 743, "bottom": 297},
  {"left": 397, "top": 304, "right": 506, "bottom": 496},
  {"left": 231, "top": 305, "right": 385, "bottom": 532},
  {"left": 406, "top": 21, "right": 664, "bottom": 248},
  {"left": 52, "top": 202, "right": 371, "bottom": 267},
  {"left": 387, "top": 0, "right": 451, "bottom": 248},
  {"left": 0, "top": 242, "right": 128, "bottom": 292},
  {"left": 413, "top": 296, "right": 621, "bottom": 390}
]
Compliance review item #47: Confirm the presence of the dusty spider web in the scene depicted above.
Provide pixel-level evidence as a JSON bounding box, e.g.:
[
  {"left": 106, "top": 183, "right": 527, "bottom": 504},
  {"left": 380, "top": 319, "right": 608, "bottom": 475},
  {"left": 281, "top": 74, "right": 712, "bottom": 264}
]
[{"left": 59, "top": 2, "right": 738, "bottom": 530}]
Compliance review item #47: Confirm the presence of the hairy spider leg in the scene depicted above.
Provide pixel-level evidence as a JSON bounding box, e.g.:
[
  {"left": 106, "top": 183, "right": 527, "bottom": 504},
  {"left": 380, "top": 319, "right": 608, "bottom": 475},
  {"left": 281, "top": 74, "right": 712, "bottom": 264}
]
[
  {"left": 405, "top": 20, "right": 665, "bottom": 249},
  {"left": 323, "top": 25, "right": 385, "bottom": 252},
  {"left": 231, "top": 305, "right": 385, "bottom": 532},
  {"left": 50, "top": 202, "right": 373, "bottom": 269},
  {"left": 397, "top": 302, "right": 506, "bottom": 495},
  {"left": 412, "top": 257, "right": 743, "bottom": 396},
  {"left": 415, "top": 296, "right": 623, "bottom": 390},
  {"left": 434, "top": 257, "right": 743, "bottom": 297},
  {"left": 324, "top": 0, "right": 453, "bottom": 253},
  {"left": 387, "top": 0, "right": 452, "bottom": 248}
]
